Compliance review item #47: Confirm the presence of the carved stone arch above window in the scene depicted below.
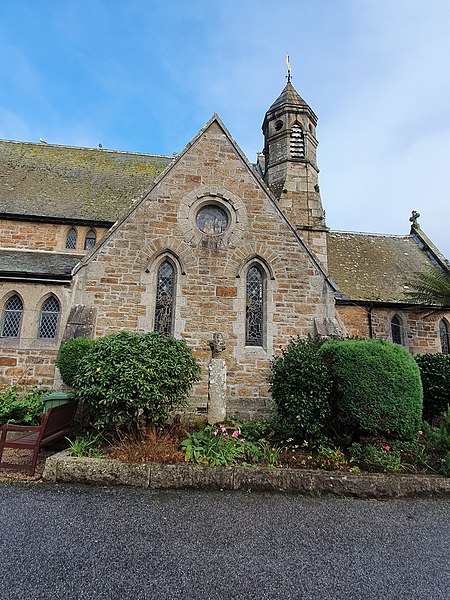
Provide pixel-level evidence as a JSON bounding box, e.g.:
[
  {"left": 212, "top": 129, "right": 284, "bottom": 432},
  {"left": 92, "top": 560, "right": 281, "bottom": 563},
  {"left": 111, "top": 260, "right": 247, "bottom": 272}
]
[
  {"left": 235, "top": 254, "right": 275, "bottom": 281},
  {"left": 144, "top": 248, "right": 186, "bottom": 276}
]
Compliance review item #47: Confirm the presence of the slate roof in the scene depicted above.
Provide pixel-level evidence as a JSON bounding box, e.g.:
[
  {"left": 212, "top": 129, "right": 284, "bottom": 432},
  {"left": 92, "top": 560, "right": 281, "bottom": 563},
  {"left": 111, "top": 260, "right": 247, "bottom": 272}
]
[
  {"left": 327, "top": 230, "right": 444, "bottom": 303},
  {"left": 0, "top": 250, "right": 83, "bottom": 282},
  {"left": 0, "top": 140, "right": 172, "bottom": 223}
]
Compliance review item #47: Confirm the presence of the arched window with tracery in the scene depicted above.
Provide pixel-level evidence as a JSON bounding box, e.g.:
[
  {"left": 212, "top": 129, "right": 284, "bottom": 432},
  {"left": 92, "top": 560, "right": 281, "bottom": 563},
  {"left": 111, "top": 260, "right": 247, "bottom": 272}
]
[
  {"left": 1, "top": 295, "right": 23, "bottom": 338},
  {"left": 38, "top": 296, "right": 60, "bottom": 339},
  {"left": 440, "top": 319, "right": 449, "bottom": 354},
  {"left": 154, "top": 261, "right": 175, "bottom": 335},
  {"left": 246, "top": 265, "right": 264, "bottom": 346},
  {"left": 391, "top": 314, "right": 403, "bottom": 345},
  {"left": 84, "top": 229, "right": 96, "bottom": 250},
  {"left": 66, "top": 228, "right": 77, "bottom": 250}
]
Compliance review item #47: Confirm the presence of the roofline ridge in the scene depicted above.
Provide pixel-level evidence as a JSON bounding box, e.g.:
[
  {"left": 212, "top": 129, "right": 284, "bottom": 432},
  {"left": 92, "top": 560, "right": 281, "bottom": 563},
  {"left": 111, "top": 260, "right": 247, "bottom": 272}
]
[
  {"left": 0, "top": 137, "right": 173, "bottom": 160},
  {"left": 330, "top": 229, "right": 412, "bottom": 239}
]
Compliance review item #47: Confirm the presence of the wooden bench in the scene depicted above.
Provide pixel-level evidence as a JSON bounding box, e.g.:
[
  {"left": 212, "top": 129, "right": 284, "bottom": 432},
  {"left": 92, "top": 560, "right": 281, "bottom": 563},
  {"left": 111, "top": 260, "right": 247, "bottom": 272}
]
[{"left": 0, "top": 400, "right": 78, "bottom": 476}]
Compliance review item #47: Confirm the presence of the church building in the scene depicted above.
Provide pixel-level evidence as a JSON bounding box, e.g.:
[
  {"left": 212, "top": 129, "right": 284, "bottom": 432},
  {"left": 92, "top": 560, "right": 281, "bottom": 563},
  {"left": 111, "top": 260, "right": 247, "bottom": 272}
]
[{"left": 1, "top": 79, "right": 449, "bottom": 420}]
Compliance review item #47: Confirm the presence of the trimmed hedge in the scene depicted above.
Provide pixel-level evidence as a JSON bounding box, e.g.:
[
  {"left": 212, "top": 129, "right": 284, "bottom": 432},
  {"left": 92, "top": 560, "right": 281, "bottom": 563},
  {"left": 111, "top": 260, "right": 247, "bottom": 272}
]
[
  {"left": 319, "top": 339, "right": 423, "bottom": 440},
  {"left": 73, "top": 331, "right": 201, "bottom": 435},
  {"left": 415, "top": 353, "right": 450, "bottom": 422},
  {"left": 269, "top": 337, "right": 332, "bottom": 441},
  {"left": 57, "top": 337, "right": 94, "bottom": 388}
]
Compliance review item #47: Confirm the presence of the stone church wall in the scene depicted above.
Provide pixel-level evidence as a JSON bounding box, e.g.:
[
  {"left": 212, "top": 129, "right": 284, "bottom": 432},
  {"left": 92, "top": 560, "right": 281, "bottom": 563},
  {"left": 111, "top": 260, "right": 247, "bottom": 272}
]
[
  {"left": 73, "top": 121, "right": 337, "bottom": 419},
  {"left": 0, "top": 282, "right": 72, "bottom": 386},
  {"left": 336, "top": 304, "right": 450, "bottom": 354}
]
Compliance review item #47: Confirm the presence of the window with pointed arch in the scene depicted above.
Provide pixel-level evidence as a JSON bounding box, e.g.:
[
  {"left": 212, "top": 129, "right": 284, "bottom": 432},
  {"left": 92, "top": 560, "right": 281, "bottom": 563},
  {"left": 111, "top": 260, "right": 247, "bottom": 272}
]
[
  {"left": 38, "top": 296, "right": 60, "bottom": 339},
  {"left": 66, "top": 228, "right": 77, "bottom": 250},
  {"left": 246, "top": 265, "right": 265, "bottom": 346},
  {"left": 154, "top": 260, "right": 175, "bottom": 335},
  {"left": 440, "top": 319, "right": 449, "bottom": 354},
  {"left": 391, "top": 314, "right": 404, "bottom": 345},
  {"left": 1, "top": 295, "right": 23, "bottom": 338},
  {"left": 84, "top": 229, "right": 96, "bottom": 250}
]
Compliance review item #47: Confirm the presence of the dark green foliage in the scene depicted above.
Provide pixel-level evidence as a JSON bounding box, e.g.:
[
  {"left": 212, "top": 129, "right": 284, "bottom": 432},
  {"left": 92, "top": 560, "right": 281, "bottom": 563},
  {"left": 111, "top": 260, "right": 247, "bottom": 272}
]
[
  {"left": 73, "top": 331, "right": 201, "bottom": 435},
  {"left": 269, "top": 337, "right": 332, "bottom": 442},
  {"left": 319, "top": 339, "right": 423, "bottom": 440},
  {"left": 0, "top": 385, "right": 48, "bottom": 426},
  {"left": 57, "top": 337, "right": 95, "bottom": 388},
  {"left": 415, "top": 353, "right": 450, "bottom": 422}
]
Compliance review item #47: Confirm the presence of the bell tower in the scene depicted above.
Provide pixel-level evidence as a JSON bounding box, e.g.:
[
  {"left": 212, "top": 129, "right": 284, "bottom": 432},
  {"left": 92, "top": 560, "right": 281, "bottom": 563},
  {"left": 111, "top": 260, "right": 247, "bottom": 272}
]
[{"left": 262, "top": 77, "right": 328, "bottom": 267}]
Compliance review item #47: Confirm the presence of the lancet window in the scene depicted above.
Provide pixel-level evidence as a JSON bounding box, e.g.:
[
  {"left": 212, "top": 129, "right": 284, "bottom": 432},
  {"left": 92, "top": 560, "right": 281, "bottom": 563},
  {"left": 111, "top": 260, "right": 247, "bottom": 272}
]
[
  {"left": 154, "top": 261, "right": 175, "bottom": 335},
  {"left": 246, "top": 265, "right": 264, "bottom": 346}
]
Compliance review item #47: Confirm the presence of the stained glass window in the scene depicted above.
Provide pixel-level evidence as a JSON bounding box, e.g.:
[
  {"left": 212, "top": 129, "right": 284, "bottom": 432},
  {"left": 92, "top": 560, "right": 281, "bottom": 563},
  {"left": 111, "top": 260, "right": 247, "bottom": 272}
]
[
  {"left": 391, "top": 315, "right": 403, "bottom": 345},
  {"left": 196, "top": 205, "right": 228, "bottom": 235},
  {"left": 66, "top": 228, "right": 77, "bottom": 249},
  {"left": 154, "top": 261, "right": 175, "bottom": 335},
  {"left": 1, "top": 295, "right": 23, "bottom": 338},
  {"left": 38, "top": 296, "right": 60, "bottom": 339},
  {"left": 246, "top": 266, "right": 264, "bottom": 346},
  {"left": 440, "top": 319, "right": 449, "bottom": 354},
  {"left": 84, "top": 229, "right": 96, "bottom": 250}
]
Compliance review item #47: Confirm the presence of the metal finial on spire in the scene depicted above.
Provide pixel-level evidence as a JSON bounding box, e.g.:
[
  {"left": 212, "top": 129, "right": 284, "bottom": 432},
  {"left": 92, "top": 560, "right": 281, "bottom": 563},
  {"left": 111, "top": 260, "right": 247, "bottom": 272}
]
[{"left": 286, "top": 52, "right": 292, "bottom": 82}]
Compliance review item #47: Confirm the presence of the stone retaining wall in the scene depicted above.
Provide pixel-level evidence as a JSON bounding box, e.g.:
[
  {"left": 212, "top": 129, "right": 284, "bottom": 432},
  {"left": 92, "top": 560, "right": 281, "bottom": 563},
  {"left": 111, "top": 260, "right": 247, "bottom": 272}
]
[{"left": 43, "top": 451, "right": 450, "bottom": 499}]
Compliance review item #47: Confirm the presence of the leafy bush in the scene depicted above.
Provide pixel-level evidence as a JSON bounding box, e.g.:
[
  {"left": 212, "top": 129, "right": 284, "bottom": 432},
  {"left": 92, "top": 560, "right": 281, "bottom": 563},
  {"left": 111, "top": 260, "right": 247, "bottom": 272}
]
[
  {"left": 0, "top": 384, "right": 48, "bottom": 426},
  {"left": 67, "top": 434, "right": 105, "bottom": 459},
  {"left": 57, "top": 337, "right": 94, "bottom": 388},
  {"left": 317, "top": 446, "right": 348, "bottom": 471},
  {"left": 349, "top": 443, "right": 402, "bottom": 472},
  {"left": 180, "top": 424, "right": 281, "bottom": 467},
  {"left": 319, "top": 339, "right": 422, "bottom": 440},
  {"left": 415, "top": 353, "right": 450, "bottom": 422},
  {"left": 73, "top": 331, "right": 201, "bottom": 435},
  {"left": 269, "top": 337, "right": 332, "bottom": 442}
]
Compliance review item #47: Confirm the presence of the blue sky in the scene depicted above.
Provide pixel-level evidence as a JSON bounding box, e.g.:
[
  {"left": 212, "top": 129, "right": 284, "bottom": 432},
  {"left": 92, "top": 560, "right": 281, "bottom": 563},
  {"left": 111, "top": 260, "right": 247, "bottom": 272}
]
[{"left": 1, "top": 0, "right": 449, "bottom": 259}]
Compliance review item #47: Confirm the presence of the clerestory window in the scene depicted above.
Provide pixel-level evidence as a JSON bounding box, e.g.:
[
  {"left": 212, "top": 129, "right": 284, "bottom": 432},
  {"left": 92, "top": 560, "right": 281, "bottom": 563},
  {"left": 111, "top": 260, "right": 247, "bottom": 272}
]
[
  {"left": 66, "top": 228, "right": 77, "bottom": 250},
  {"left": 84, "top": 229, "right": 96, "bottom": 250}
]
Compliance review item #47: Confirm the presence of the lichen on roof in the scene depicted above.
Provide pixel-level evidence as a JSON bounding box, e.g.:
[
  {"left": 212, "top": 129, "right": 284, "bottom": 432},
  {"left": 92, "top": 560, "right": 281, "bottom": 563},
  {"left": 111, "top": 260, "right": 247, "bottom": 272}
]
[
  {"left": 327, "top": 230, "right": 444, "bottom": 303},
  {"left": 0, "top": 140, "right": 173, "bottom": 222}
]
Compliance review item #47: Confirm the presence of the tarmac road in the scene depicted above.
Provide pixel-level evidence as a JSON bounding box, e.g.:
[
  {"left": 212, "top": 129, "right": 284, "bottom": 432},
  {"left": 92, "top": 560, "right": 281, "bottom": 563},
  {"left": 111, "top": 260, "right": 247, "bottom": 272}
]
[{"left": 0, "top": 482, "right": 449, "bottom": 600}]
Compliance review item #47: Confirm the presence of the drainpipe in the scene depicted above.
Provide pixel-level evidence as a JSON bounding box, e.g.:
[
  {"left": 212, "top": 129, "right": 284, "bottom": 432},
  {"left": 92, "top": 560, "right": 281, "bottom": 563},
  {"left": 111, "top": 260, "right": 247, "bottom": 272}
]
[{"left": 367, "top": 303, "right": 374, "bottom": 338}]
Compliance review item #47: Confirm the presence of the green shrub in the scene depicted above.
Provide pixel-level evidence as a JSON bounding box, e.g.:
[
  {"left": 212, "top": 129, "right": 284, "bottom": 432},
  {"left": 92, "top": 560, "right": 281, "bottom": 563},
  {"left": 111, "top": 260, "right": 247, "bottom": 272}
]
[
  {"left": 269, "top": 337, "right": 332, "bottom": 442},
  {"left": 319, "top": 339, "right": 422, "bottom": 440},
  {"left": 0, "top": 384, "right": 48, "bottom": 426},
  {"left": 57, "top": 337, "right": 94, "bottom": 388},
  {"left": 349, "top": 442, "right": 402, "bottom": 472},
  {"left": 73, "top": 331, "right": 201, "bottom": 435},
  {"left": 415, "top": 353, "right": 450, "bottom": 422},
  {"left": 180, "top": 424, "right": 281, "bottom": 467},
  {"left": 317, "top": 446, "right": 348, "bottom": 471}
]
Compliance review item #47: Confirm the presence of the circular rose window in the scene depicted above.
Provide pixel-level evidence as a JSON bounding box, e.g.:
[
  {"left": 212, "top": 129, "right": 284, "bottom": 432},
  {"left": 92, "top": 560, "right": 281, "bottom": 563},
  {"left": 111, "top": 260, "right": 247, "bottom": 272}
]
[{"left": 196, "top": 205, "right": 229, "bottom": 235}]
